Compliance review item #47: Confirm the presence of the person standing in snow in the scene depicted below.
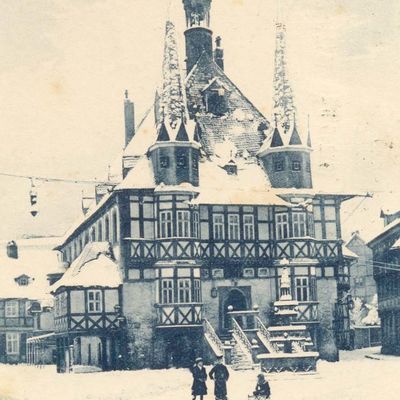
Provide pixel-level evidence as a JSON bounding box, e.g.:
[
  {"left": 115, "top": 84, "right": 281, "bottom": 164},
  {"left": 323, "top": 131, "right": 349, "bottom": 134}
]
[
  {"left": 191, "top": 357, "right": 208, "bottom": 400},
  {"left": 252, "top": 373, "right": 271, "bottom": 399},
  {"left": 209, "top": 355, "right": 230, "bottom": 400}
]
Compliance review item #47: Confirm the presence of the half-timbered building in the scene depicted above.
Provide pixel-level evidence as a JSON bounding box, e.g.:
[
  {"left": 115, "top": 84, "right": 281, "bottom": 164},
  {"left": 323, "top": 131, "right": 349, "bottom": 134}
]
[
  {"left": 369, "top": 213, "right": 400, "bottom": 355},
  {"left": 0, "top": 239, "right": 58, "bottom": 364},
  {"left": 53, "top": 0, "right": 356, "bottom": 370}
]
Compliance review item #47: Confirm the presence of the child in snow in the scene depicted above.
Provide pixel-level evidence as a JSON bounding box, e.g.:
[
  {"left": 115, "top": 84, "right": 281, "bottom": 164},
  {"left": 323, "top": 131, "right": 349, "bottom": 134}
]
[
  {"left": 191, "top": 357, "right": 208, "bottom": 400},
  {"left": 252, "top": 373, "right": 271, "bottom": 399}
]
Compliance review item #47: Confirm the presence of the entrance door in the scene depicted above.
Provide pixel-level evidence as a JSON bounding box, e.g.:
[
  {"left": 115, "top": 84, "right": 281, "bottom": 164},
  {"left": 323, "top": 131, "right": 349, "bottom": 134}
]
[{"left": 223, "top": 289, "right": 248, "bottom": 330}]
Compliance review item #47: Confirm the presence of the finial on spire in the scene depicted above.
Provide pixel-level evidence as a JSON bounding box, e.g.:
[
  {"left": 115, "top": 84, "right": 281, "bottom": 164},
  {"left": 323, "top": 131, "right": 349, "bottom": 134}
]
[{"left": 124, "top": 89, "right": 129, "bottom": 100}]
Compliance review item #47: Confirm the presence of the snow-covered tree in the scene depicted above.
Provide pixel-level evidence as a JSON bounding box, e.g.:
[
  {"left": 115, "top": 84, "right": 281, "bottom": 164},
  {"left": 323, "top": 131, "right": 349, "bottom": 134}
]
[
  {"left": 350, "top": 297, "right": 367, "bottom": 327},
  {"left": 362, "top": 294, "right": 381, "bottom": 326}
]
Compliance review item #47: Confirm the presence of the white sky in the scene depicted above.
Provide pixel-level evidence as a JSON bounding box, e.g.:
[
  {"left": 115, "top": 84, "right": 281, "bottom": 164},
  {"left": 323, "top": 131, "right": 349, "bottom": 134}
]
[{"left": 0, "top": 0, "right": 399, "bottom": 241}]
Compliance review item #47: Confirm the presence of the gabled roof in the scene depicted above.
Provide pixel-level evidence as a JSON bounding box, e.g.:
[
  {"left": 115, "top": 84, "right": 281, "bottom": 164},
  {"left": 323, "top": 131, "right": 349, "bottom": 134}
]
[
  {"left": 157, "top": 121, "right": 171, "bottom": 141},
  {"left": 175, "top": 121, "right": 189, "bottom": 141},
  {"left": 51, "top": 242, "right": 122, "bottom": 292},
  {"left": 368, "top": 217, "right": 400, "bottom": 247},
  {"left": 185, "top": 51, "right": 268, "bottom": 158}
]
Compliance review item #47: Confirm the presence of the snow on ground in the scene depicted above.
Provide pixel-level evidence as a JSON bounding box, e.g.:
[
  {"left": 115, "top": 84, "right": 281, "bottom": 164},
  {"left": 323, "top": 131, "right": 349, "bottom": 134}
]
[{"left": 0, "top": 348, "right": 399, "bottom": 400}]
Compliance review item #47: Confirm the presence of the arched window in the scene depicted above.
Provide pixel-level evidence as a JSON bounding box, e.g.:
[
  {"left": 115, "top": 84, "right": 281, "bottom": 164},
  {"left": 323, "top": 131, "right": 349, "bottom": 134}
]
[
  {"left": 112, "top": 211, "right": 118, "bottom": 243},
  {"left": 105, "top": 215, "right": 110, "bottom": 242},
  {"left": 98, "top": 221, "right": 103, "bottom": 241}
]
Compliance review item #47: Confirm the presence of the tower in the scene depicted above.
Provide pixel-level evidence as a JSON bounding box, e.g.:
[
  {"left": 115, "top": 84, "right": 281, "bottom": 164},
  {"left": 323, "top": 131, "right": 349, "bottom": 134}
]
[
  {"left": 182, "top": 0, "right": 213, "bottom": 74},
  {"left": 258, "top": 22, "right": 313, "bottom": 189},
  {"left": 149, "top": 21, "right": 201, "bottom": 187},
  {"left": 124, "top": 90, "right": 135, "bottom": 148}
]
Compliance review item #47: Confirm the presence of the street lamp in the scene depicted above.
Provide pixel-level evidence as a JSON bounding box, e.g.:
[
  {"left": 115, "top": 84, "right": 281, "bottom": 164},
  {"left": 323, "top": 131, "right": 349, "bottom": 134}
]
[{"left": 114, "top": 304, "right": 127, "bottom": 370}]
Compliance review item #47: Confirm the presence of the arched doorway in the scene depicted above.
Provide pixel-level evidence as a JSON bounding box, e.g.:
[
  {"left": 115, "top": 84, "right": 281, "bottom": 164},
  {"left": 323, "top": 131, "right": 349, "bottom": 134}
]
[{"left": 223, "top": 289, "right": 248, "bottom": 330}]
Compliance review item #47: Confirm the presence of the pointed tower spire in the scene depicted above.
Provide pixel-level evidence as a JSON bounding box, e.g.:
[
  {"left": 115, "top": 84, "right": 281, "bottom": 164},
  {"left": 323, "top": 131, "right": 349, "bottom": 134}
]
[
  {"left": 159, "top": 21, "right": 186, "bottom": 129},
  {"left": 273, "top": 20, "right": 296, "bottom": 133},
  {"left": 307, "top": 114, "right": 312, "bottom": 147},
  {"left": 289, "top": 114, "right": 302, "bottom": 145},
  {"left": 270, "top": 114, "right": 284, "bottom": 147}
]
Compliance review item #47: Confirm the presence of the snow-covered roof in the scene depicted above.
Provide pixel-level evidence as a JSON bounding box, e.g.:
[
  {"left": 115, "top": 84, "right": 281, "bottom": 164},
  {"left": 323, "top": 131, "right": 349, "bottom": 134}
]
[
  {"left": 0, "top": 238, "right": 61, "bottom": 302},
  {"left": 342, "top": 246, "right": 358, "bottom": 260},
  {"left": 50, "top": 242, "right": 122, "bottom": 292},
  {"left": 368, "top": 217, "right": 400, "bottom": 247}
]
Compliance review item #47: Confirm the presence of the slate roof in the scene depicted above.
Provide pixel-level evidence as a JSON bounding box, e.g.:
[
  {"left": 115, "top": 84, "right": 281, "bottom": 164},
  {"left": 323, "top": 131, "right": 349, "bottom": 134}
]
[{"left": 185, "top": 52, "right": 269, "bottom": 158}]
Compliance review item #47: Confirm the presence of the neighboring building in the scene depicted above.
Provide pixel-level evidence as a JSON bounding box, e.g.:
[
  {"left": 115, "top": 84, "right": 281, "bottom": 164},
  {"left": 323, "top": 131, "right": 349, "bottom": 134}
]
[
  {"left": 346, "top": 231, "right": 376, "bottom": 303},
  {"left": 0, "top": 238, "right": 60, "bottom": 364},
  {"left": 53, "top": 0, "right": 357, "bottom": 371},
  {"left": 50, "top": 242, "right": 123, "bottom": 373},
  {"left": 369, "top": 213, "right": 400, "bottom": 355}
]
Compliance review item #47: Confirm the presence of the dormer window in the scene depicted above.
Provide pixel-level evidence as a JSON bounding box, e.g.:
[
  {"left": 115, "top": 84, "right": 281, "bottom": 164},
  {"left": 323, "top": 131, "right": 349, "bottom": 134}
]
[
  {"left": 15, "top": 274, "right": 30, "bottom": 286},
  {"left": 202, "top": 78, "right": 228, "bottom": 116}
]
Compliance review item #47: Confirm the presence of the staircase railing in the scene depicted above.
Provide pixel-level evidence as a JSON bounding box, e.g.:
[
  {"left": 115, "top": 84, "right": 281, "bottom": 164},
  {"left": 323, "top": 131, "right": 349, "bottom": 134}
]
[
  {"left": 231, "top": 318, "right": 253, "bottom": 361},
  {"left": 292, "top": 340, "right": 306, "bottom": 353},
  {"left": 255, "top": 317, "right": 279, "bottom": 353},
  {"left": 203, "top": 319, "right": 224, "bottom": 357}
]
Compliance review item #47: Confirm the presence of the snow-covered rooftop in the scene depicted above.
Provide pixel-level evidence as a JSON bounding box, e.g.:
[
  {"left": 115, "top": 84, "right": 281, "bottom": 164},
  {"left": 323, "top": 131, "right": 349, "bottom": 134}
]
[
  {"left": 51, "top": 242, "right": 122, "bottom": 292},
  {"left": 0, "top": 238, "right": 61, "bottom": 302}
]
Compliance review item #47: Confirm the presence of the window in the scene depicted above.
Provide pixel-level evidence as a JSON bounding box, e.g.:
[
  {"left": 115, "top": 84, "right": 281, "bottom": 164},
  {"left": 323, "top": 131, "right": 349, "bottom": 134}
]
[
  {"left": 105, "top": 216, "right": 110, "bottom": 242},
  {"left": 228, "top": 214, "right": 240, "bottom": 240},
  {"left": 5, "top": 300, "right": 18, "bottom": 317},
  {"left": 274, "top": 160, "right": 284, "bottom": 172},
  {"left": 87, "top": 290, "right": 102, "bottom": 313},
  {"left": 205, "top": 91, "right": 228, "bottom": 116},
  {"left": 160, "top": 211, "right": 173, "bottom": 238},
  {"left": 244, "top": 215, "right": 255, "bottom": 240},
  {"left": 91, "top": 227, "right": 96, "bottom": 242},
  {"left": 193, "top": 280, "right": 201, "bottom": 303},
  {"left": 292, "top": 161, "right": 301, "bottom": 171},
  {"left": 177, "top": 211, "right": 190, "bottom": 238},
  {"left": 98, "top": 221, "right": 103, "bottom": 241},
  {"left": 275, "top": 213, "right": 289, "bottom": 239},
  {"left": 6, "top": 333, "right": 19, "bottom": 355},
  {"left": 160, "top": 155, "right": 169, "bottom": 168},
  {"left": 178, "top": 279, "right": 191, "bottom": 303},
  {"left": 292, "top": 212, "right": 307, "bottom": 237},
  {"left": 213, "top": 214, "right": 225, "bottom": 240},
  {"left": 192, "top": 154, "right": 198, "bottom": 171},
  {"left": 193, "top": 212, "right": 200, "bottom": 238},
  {"left": 112, "top": 211, "right": 118, "bottom": 243},
  {"left": 161, "top": 279, "right": 174, "bottom": 304},
  {"left": 176, "top": 151, "right": 187, "bottom": 168},
  {"left": 296, "top": 277, "right": 309, "bottom": 301}
]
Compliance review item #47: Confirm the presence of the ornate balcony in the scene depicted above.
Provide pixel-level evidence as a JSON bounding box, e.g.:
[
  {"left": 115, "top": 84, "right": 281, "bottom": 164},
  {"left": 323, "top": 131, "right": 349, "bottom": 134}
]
[
  {"left": 127, "top": 238, "right": 342, "bottom": 263},
  {"left": 155, "top": 303, "right": 202, "bottom": 328}
]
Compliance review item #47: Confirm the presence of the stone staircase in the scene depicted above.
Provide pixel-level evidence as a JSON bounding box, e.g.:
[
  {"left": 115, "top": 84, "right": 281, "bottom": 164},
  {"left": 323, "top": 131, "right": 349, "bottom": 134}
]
[{"left": 255, "top": 316, "right": 278, "bottom": 354}]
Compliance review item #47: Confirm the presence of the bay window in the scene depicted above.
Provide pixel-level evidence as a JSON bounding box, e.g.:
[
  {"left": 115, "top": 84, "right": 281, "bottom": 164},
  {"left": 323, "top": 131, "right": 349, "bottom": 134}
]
[
  {"left": 177, "top": 211, "right": 190, "bottom": 238},
  {"left": 276, "top": 213, "right": 289, "bottom": 239},
  {"left": 160, "top": 210, "right": 173, "bottom": 238},
  {"left": 178, "top": 279, "right": 191, "bottom": 303},
  {"left": 292, "top": 212, "right": 307, "bottom": 237},
  {"left": 161, "top": 279, "right": 174, "bottom": 304}
]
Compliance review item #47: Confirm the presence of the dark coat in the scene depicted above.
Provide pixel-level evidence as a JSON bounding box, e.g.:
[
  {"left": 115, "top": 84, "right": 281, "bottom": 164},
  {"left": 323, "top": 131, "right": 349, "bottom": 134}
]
[
  {"left": 209, "top": 363, "right": 229, "bottom": 399},
  {"left": 191, "top": 365, "right": 208, "bottom": 396},
  {"left": 253, "top": 381, "right": 271, "bottom": 398}
]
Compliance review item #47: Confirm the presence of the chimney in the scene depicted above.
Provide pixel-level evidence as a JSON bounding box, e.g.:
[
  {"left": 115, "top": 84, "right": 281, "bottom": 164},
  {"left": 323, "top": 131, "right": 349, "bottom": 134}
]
[
  {"left": 7, "top": 241, "right": 18, "bottom": 259},
  {"left": 214, "top": 36, "right": 224, "bottom": 70},
  {"left": 124, "top": 90, "right": 135, "bottom": 148}
]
